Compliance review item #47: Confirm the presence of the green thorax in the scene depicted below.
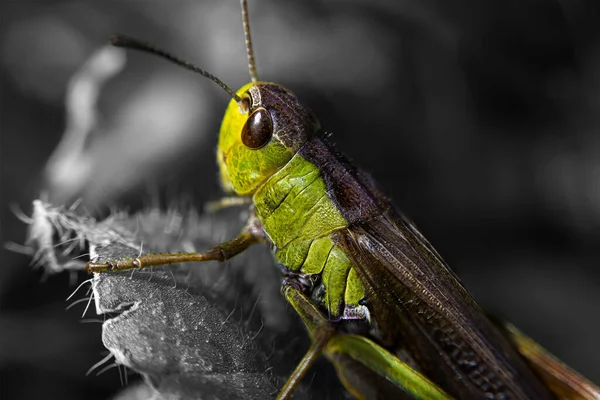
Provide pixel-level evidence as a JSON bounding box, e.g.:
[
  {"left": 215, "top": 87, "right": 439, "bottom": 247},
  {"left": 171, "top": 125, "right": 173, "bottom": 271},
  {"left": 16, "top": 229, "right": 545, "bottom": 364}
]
[{"left": 253, "top": 152, "right": 365, "bottom": 317}]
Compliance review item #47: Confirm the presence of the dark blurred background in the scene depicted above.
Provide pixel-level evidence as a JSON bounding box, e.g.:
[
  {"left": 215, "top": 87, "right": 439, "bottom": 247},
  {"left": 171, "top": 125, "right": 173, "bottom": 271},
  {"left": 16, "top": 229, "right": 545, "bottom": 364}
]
[{"left": 2, "top": 0, "right": 600, "bottom": 399}]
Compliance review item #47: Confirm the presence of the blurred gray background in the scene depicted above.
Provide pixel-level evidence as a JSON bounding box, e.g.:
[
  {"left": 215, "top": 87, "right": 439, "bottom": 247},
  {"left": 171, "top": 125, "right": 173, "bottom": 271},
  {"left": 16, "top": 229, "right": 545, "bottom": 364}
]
[{"left": 2, "top": 0, "right": 600, "bottom": 399}]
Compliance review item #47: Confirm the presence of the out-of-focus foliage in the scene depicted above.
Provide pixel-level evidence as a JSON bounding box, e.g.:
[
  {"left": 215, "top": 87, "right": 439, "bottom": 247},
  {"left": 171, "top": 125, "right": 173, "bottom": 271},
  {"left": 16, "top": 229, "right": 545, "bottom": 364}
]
[{"left": 2, "top": 0, "right": 600, "bottom": 399}]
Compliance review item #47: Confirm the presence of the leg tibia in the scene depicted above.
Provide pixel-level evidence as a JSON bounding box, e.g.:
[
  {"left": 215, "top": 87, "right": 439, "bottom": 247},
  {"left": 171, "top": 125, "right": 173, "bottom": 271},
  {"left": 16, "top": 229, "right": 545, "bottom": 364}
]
[{"left": 86, "top": 231, "right": 260, "bottom": 272}]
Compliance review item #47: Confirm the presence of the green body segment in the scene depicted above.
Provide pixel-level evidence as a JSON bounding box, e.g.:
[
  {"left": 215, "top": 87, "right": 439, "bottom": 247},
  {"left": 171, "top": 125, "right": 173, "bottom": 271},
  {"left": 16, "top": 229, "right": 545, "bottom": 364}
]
[{"left": 253, "top": 152, "right": 365, "bottom": 317}]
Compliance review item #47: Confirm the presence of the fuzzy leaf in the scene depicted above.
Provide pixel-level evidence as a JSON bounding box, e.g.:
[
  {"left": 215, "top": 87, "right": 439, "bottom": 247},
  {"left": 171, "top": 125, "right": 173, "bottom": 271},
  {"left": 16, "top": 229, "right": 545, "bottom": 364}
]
[{"left": 23, "top": 200, "right": 323, "bottom": 399}]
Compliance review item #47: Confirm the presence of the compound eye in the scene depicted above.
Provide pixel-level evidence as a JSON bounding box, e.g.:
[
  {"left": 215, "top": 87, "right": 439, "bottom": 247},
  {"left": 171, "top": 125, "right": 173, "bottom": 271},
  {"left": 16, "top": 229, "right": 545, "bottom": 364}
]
[{"left": 241, "top": 107, "right": 273, "bottom": 149}]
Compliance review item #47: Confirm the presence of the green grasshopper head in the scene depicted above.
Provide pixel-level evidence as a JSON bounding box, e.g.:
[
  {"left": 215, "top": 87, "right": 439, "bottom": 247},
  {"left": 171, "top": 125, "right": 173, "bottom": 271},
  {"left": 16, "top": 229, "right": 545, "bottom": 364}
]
[
  {"left": 217, "top": 82, "right": 320, "bottom": 196},
  {"left": 111, "top": 4, "right": 321, "bottom": 197}
]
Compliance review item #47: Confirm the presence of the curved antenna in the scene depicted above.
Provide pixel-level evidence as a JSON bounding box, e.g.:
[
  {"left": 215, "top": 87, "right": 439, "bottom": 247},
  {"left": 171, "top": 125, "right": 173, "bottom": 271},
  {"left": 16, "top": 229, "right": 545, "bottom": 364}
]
[
  {"left": 241, "top": 0, "right": 259, "bottom": 82},
  {"left": 111, "top": 35, "right": 242, "bottom": 103}
]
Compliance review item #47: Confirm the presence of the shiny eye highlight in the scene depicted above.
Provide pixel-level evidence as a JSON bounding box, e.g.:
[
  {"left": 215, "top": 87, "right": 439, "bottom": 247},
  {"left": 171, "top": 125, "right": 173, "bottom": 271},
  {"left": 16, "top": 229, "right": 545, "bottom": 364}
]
[{"left": 241, "top": 107, "right": 273, "bottom": 149}]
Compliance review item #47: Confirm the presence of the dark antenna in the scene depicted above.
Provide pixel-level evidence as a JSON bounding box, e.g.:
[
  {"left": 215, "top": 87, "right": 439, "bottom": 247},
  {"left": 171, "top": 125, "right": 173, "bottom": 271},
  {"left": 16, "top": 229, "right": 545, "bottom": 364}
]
[
  {"left": 241, "top": 0, "right": 258, "bottom": 82},
  {"left": 111, "top": 35, "right": 242, "bottom": 103}
]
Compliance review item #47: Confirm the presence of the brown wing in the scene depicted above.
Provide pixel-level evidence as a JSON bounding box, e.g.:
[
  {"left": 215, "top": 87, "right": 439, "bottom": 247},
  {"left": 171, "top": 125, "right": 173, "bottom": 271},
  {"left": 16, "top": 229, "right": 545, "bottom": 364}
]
[{"left": 334, "top": 210, "right": 554, "bottom": 399}]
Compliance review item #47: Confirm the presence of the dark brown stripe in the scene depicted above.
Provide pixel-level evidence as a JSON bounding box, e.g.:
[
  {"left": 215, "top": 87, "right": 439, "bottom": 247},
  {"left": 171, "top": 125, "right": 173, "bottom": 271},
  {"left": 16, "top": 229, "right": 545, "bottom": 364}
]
[{"left": 299, "top": 136, "right": 389, "bottom": 224}]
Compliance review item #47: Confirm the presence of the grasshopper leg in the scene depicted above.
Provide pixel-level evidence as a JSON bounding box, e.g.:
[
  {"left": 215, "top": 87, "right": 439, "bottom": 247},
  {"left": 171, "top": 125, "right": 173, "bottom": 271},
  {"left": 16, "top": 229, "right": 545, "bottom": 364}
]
[
  {"left": 501, "top": 322, "right": 600, "bottom": 399},
  {"left": 282, "top": 282, "right": 452, "bottom": 400},
  {"left": 278, "top": 282, "right": 336, "bottom": 399},
  {"left": 276, "top": 325, "right": 335, "bottom": 400},
  {"left": 86, "top": 218, "right": 263, "bottom": 272},
  {"left": 204, "top": 196, "right": 253, "bottom": 213}
]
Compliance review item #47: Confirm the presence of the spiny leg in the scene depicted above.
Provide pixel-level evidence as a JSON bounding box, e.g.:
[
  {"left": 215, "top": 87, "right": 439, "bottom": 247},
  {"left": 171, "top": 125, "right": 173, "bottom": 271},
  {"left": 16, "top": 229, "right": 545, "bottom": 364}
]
[
  {"left": 282, "top": 281, "right": 332, "bottom": 338},
  {"left": 283, "top": 282, "right": 452, "bottom": 400},
  {"left": 204, "top": 196, "right": 253, "bottom": 213},
  {"left": 277, "top": 282, "right": 337, "bottom": 399},
  {"left": 277, "top": 326, "right": 335, "bottom": 400},
  {"left": 86, "top": 227, "right": 262, "bottom": 272}
]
